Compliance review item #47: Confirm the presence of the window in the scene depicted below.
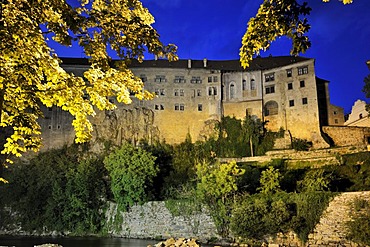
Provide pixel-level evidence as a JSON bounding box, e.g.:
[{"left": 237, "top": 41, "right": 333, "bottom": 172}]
[
  {"left": 154, "top": 89, "right": 160, "bottom": 95},
  {"left": 179, "top": 89, "right": 184, "bottom": 96},
  {"left": 140, "top": 74, "right": 147, "bottom": 82},
  {"left": 155, "top": 104, "right": 164, "bottom": 110},
  {"left": 175, "top": 104, "right": 185, "bottom": 111},
  {"left": 288, "top": 83, "right": 293, "bottom": 90},
  {"left": 264, "top": 101, "right": 278, "bottom": 116},
  {"left": 265, "top": 85, "right": 275, "bottom": 94},
  {"left": 174, "top": 76, "right": 185, "bottom": 83},
  {"left": 302, "top": 97, "right": 308, "bottom": 105},
  {"left": 155, "top": 75, "right": 166, "bottom": 82},
  {"left": 208, "top": 87, "right": 217, "bottom": 96},
  {"left": 359, "top": 113, "right": 363, "bottom": 119},
  {"left": 191, "top": 76, "right": 202, "bottom": 84},
  {"left": 265, "top": 73, "right": 275, "bottom": 82},
  {"left": 230, "top": 84, "right": 235, "bottom": 99},
  {"left": 198, "top": 104, "right": 203, "bottom": 111},
  {"left": 334, "top": 111, "right": 337, "bottom": 115},
  {"left": 287, "top": 69, "right": 292, "bottom": 77},
  {"left": 197, "top": 89, "right": 201, "bottom": 96},
  {"left": 160, "top": 89, "right": 165, "bottom": 96},
  {"left": 208, "top": 76, "right": 218, "bottom": 83},
  {"left": 335, "top": 119, "right": 338, "bottom": 124},
  {"left": 242, "top": 79, "right": 247, "bottom": 90},
  {"left": 300, "top": 80, "right": 305, "bottom": 88},
  {"left": 174, "top": 89, "right": 179, "bottom": 96},
  {"left": 250, "top": 79, "right": 256, "bottom": 90},
  {"left": 179, "top": 104, "right": 184, "bottom": 111},
  {"left": 298, "top": 66, "right": 308, "bottom": 75},
  {"left": 289, "top": 100, "right": 295, "bottom": 107}
]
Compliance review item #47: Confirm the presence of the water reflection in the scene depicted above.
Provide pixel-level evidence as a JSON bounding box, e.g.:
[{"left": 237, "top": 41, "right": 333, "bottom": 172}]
[{"left": 0, "top": 235, "right": 157, "bottom": 247}]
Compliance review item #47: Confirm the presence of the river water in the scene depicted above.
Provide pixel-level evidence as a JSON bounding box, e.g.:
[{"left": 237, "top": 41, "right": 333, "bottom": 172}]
[{"left": 0, "top": 236, "right": 158, "bottom": 247}]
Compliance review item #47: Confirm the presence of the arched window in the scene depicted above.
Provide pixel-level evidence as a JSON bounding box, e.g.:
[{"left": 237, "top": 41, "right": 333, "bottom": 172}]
[
  {"left": 242, "top": 79, "right": 247, "bottom": 91},
  {"left": 230, "top": 83, "right": 235, "bottom": 99},
  {"left": 250, "top": 79, "right": 256, "bottom": 90},
  {"left": 264, "top": 101, "right": 278, "bottom": 116}
]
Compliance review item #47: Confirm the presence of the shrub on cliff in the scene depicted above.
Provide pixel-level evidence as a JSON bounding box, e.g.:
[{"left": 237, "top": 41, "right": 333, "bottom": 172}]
[
  {"left": 104, "top": 143, "right": 158, "bottom": 211},
  {"left": 346, "top": 198, "right": 370, "bottom": 245}
]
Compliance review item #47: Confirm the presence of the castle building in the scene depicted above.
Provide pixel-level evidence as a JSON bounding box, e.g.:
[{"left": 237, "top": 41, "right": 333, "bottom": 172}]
[{"left": 39, "top": 56, "right": 344, "bottom": 150}]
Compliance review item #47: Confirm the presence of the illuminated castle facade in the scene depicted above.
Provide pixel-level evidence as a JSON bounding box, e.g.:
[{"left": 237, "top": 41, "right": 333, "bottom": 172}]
[{"left": 39, "top": 56, "right": 344, "bottom": 150}]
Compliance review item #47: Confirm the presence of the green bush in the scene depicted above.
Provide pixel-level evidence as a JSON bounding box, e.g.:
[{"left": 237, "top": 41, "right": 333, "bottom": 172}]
[
  {"left": 230, "top": 192, "right": 335, "bottom": 242},
  {"left": 104, "top": 143, "right": 158, "bottom": 211},
  {"left": 346, "top": 198, "right": 370, "bottom": 245},
  {"left": 258, "top": 166, "right": 281, "bottom": 194},
  {"left": 297, "top": 169, "right": 331, "bottom": 192},
  {"left": 230, "top": 193, "right": 293, "bottom": 239},
  {"left": 0, "top": 145, "right": 107, "bottom": 233}
]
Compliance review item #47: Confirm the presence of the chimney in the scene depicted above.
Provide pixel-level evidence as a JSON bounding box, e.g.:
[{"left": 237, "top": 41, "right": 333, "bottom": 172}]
[
  {"left": 188, "top": 59, "right": 191, "bottom": 69},
  {"left": 203, "top": 58, "right": 207, "bottom": 68}
]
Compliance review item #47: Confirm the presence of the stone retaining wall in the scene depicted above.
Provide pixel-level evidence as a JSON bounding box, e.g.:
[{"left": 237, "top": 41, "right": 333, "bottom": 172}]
[
  {"left": 105, "top": 201, "right": 219, "bottom": 242},
  {"left": 104, "top": 192, "right": 370, "bottom": 246}
]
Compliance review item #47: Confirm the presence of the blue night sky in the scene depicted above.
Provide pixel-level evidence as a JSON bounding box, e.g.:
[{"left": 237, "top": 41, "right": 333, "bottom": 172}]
[{"left": 53, "top": 0, "right": 370, "bottom": 114}]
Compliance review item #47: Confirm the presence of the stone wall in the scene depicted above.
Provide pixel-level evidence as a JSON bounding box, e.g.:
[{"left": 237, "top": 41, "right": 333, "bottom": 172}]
[
  {"left": 105, "top": 201, "right": 219, "bottom": 242},
  {"left": 104, "top": 192, "right": 370, "bottom": 246},
  {"left": 322, "top": 126, "right": 370, "bottom": 147},
  {"left": 307, "top": 191, "right": 370, "bottom": 246}
]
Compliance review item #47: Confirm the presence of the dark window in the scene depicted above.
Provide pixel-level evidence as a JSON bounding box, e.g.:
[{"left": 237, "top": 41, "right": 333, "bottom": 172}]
[
  {"left": 288, "top": 83, "right": 293, "bottom": 90},
  {"left": 174, "top": 76, "right": 185, "bottom": 83},
  {"left": 265, "top": 73, "right": 275, "bottom": 82},
  {"left": 198, "top": 104, "right": 203, "bottom": 111},
  {"left": 287, "top": 69, "right": 292, "bottom": 77},
  {"left": 265, "top": 85, "right": 275, "bottom": 94},
  {"left": 213, "top": 76, "right": 218, "bottom": 82},
  {"left": 300, "top": 80, "right": 305, "bottom": 88},
  {"left": 289, "top": 100, "right": 295, "bottom": 107},
  {"left": 242, "top": 79, "right": 247, "bottom": 91},
  {"left": 197, "top": 89, "right": 201, "bottom": 96},
  {"left": 191, "top": 76, "right": 202, "bottom": 84},
  {"left": 298, "top": 66, "right": 308, "bottom": 75},
  {"left": 174, "top": 89, "right": 179, "bottom": 96},
  {"left": 174, "top": 104, "right": 179, "bottom": 111},
  {"left": 208, "top": 76, "right": 212, "bottom": 83},
  {"left": 179, "top": 104, "right": 185, "bottom": 111},
  {"left": 140, "top": 74, "right": 147, "bottom": 82},
  {"left": 250, "top": 79, "right": 256, "bottom": 90},
  {"left": 335, "top": 119, "right": 338, "bottom": 124},
  {"left": 160, "top": 89, "right": 165, "bottom": 96},
  {"left": 302, "top": 97, "right": 308, "bottom": 105},
  {"left": 179, "top": 89, "right": 184, "bottom": 96},
  {"left": 155, "top": 75, "right": 166, "bottom": 82}
]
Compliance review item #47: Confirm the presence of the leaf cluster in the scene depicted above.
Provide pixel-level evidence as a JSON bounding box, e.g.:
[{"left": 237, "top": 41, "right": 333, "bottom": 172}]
[{"left": 0, "top": 0, "right": 177, "bottom": 161}]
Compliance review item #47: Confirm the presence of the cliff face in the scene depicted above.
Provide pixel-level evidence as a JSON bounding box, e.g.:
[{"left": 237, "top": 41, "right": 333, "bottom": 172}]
[{"left": 38, "top": 106, "right": 161, "bottom": 152}]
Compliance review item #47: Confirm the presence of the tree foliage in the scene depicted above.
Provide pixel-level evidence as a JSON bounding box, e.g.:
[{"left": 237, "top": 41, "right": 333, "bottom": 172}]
[
  {"left": 0, "top": 0, "right": 177, "bottom": 161},
  {"left": 103, "top": 143, "right": 158, "bottom": 211},
  {"left": 240, "top": 0, "right": 353, "bottom": 68}
]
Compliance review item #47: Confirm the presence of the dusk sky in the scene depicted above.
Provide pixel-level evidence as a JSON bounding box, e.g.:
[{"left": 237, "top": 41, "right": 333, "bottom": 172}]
[{"left": 54, "top": 0, "right": 370, "bottom": 114}]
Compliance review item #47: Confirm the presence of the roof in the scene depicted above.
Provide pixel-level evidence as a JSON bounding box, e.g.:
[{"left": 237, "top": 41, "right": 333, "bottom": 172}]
[{"left": 60, "top": 56, "right": 312, "bottom": 71}]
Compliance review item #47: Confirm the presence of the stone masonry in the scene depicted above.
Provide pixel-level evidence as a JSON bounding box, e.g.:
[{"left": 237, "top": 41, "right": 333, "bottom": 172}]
[{"left": 307, "top": 191, "right": 370, "bottom": 246}]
